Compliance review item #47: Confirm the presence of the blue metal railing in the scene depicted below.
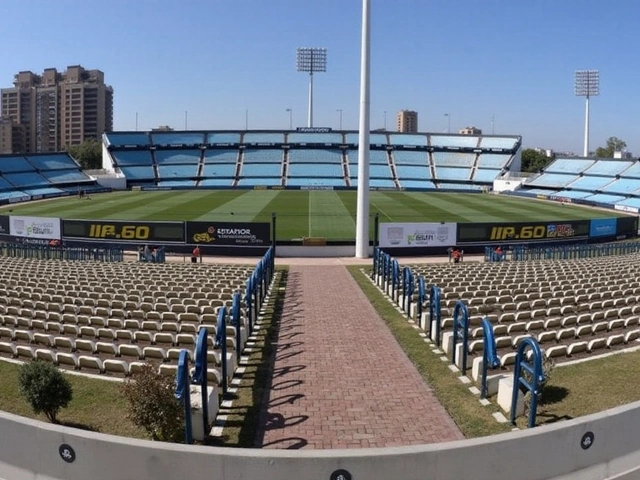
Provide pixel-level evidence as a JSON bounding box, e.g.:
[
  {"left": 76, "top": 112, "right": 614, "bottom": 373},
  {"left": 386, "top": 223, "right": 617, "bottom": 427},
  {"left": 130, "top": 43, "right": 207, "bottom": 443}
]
[
  {"left": 0, "top": 243, "right": 124, "bottom": 262},
  {"left": 451, "top": 301, "right": 470, "bottom": 375},
  {"left": 511, "top": 338, "right": 545, "bottom": 428},
  {"left": 480, "top": 317, "right": 501, "bottom": 399},
  {"left": 487, "top": 241, "right": 640, "bottom": 262}
]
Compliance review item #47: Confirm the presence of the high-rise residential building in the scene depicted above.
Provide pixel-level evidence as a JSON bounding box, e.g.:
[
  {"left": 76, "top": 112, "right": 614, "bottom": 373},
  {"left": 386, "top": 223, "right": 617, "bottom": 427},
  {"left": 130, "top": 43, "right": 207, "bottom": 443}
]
[
  {"left": 396, "top": 110, "right": 418, "bottom": 133},
  {"left": 459, "top": 126, "right": 482, "bottom": 135},
  {"left": 0, "top": 65, "right": 113, "bottom": 153},
  {"left": 0, "top": 117, "right": 26, "bottom": 154}
]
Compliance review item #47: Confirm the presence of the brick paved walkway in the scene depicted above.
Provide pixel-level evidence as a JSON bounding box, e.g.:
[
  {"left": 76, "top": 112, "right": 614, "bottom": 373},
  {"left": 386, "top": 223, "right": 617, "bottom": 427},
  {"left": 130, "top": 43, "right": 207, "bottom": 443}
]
[{"left": 255, "top": 265, "right": 463, "bottom": 450}]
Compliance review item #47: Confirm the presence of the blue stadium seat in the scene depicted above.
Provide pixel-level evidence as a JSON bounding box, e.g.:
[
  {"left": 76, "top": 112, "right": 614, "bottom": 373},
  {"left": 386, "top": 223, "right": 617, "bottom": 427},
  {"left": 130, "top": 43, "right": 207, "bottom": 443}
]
[
  {"left": 199, "top": 178, "right": 233, "bottom": 187},
  {"left": 430, "top": 135, "right": 479, "bottom": 148},
  {"left": 204, "top": 149, "right": 238, "bottom": 163},
  {"left": 0, "top": 190, "right": 30, "bottom": 200},
  {"left": 0, "top": 156, "right": 35, "bottom": 173},
  {"left": 288, "top": 163, "right": 343, "bottom": 177},
  {"left": 41, "top": 169, "right": 91, "bottom": 184},
  {"left": 119, "top": 166, "right": 156, "bottom": 180},
  {"left": 344, "top": 133, "right": 388, "bottom": 145},
  {"left": 584, "top": 160, "right": 633, "bottom": 176},
  {"left": 350, "top": 164, "right": 390, "bottom": 178},
  {"left": 432, "top": 152, "right": 475, "bottom": 167},
  {"left": 545, "top": 158, "right": 595, "bottom": 174},
  {"left": 287, "top": 132, "right": 343, "bottom": 144},
  {"left": 237, "top": 178, "right": 282, "bottom": 186},
  {"left": 620, "top": 162, "right": 640, "bottom": 179},
  {"left": 111, "top": 150, "right": 153, "bottom": 166},
  {"left": 601, "top": 179, "right": 640, "bottom": 195},
  {"left": 480, "top": 137, "right": 518, "bottom": 149},
  {"left": 155, "top": 150, "right": 201, "bottom": 164},
  {"left": 288, "top": 149, "right": 342, "bottom": 163},
  {"left": 477, "top": 154, "right": 511, "bottom": 169},
  {"left": 243, "top": 149, "right": 282, "bottom": 163},
  {"left": 392, "top": 150, "right": 428, "bottom": 165},
  {"left": 287, "top": 178, "right": 346, "bottom": 187},
  {"left": 439, "top": 183, "right": 482, "bottom": 190},
  {"left": 569, "top": 176, "right": 615, "bottom": 191},
  {"left": 615, "top": 198, "right": 640, "bottom": 209},
  {"left": 0, "top": 176, "right": 15, "bottom": 191},
  {"left": 157, "top": 180, "right": 196, "bottom": 187},
  {"left": 401, "top": 179, "right": 436, "bottom": 189},
  {"left": 370, "top": 178, "right": 396, "bottom": 188},
  {"left": 3, "top": 172, "right": 50, "bottom": 187},
  {"left": 157, "top": 165, "right": 199, "bottom": 178},
  {"left": 23, "top": 187, "right": 65, "bottom": 196},
  {"left": 26, "top": 154, "right": 78, "bottom": 170},
  {"left": 473, "top": 169, "right": 501, "bottom": 182},
  {"left": 105, "top": 132, "right": 150, "bottom": 147},
  {"left": 388, "top": 134, "right": 427, "bottom": 147},
  {"left": 206, "top": 132, "right": 241, "bottom": 144},
  {"left": 150, "top": 132, "right": 205, "bottom": 146},
  {"left": 395, "top": 165, "right": 432, "bottom": 180},
  {"left": 527, "top": 173, "right": 579, "bottom": 188},
  {"left": 583, "top": 193, "right": 626, "bottom": 204},
  {"left": 201, "top": 164, "right": 236, "bottom": 177},
  {"left": 241, "top": 164, "right": 282, "bottom": 177},
  {"left": 347, "top": 149, "right": 388, "bottom": 165},
  {"left": 243, "top": 132, "right": 285, "bottom": 144},
  {"left": 436, "top": 167, "right": 471, "bottom": 181}
]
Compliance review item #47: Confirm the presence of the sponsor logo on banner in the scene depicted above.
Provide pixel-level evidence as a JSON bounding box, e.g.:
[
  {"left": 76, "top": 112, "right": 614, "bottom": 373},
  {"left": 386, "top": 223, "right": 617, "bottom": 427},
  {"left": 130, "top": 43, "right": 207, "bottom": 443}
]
[
  {"left": 10, "top": 216, "right": 61, "bottom": 240},
  {"left": 615, "top": 204, "right": 639, "bottom": 214},
  {"left": 379, "top": 223, "right": 457, "bottom": 248},
  {"left": 187, "top": 222, "right": 270, "bottom": 246}
]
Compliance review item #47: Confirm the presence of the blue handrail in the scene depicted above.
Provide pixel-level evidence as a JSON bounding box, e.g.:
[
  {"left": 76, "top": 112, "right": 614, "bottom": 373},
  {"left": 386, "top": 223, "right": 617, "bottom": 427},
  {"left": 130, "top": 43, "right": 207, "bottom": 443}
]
[
  {"left": 402, "top": 266, "right": 414, "bottom": 315},
  {"left": 452, "top": 301, "right": 470, "bottom": 375},
  {"left": 192, "top": 328, "right": 209, "bottom": 435},
  {"left": 214, "top": 307, "right": 228, "bottom": 396},
  {"left": 174, "top": 349, "right": 193, "bottom": 444},
  {"left": 429, "top": 284, "right": 442, "bottom": 346},
  {"left": 417, "top": 276, "right": 426, "bottom": 319},
  {"left": 480, "top": 317, "right": 501, "bottom": 399},
  {"left": 510, "top": 337, "right": 545, "bottom": 428}
]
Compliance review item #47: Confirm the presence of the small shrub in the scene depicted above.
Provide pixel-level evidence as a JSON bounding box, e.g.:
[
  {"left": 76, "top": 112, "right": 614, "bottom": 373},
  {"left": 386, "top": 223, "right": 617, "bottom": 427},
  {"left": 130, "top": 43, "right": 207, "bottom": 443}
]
[
  {"left": 18, "top": 361, "right": 73, "bottom": 423},
  {"left": 121, "top": 363, "right": 185, "bottom": 442},
  {"left": 523, "top": 356, "right": 557, "bottom": 411}
]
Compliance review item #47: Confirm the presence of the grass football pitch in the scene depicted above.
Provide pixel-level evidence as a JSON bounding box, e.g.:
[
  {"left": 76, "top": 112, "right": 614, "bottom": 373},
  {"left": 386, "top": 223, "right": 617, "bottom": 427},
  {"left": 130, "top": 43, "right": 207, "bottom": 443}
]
[{"left": 1, "top": 190, "right": 620, "bottom": 241}]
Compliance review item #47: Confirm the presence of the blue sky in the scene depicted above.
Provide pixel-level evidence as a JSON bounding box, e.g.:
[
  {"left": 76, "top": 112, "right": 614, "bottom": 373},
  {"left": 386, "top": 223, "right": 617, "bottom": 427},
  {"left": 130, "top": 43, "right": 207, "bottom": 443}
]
[{"left": 1, "top": 0, "right": 638, "bottom": 154}]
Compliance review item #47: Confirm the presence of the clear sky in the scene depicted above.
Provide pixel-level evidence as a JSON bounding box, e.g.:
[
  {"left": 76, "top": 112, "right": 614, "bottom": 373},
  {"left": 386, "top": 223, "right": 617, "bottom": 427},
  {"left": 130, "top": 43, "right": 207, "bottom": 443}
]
[{"left": 1, "top": 0, "right": 638, "bottom": 154}]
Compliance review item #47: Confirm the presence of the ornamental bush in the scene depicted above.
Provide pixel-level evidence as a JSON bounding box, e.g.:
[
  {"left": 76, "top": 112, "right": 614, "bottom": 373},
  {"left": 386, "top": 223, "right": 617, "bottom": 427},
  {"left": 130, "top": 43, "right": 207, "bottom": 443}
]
[
  {"left": 18, "top": 361, "right": 73, "bottom": 424},
  {"left": 121, "top": 363, "right": 185, "bottom": 442}
]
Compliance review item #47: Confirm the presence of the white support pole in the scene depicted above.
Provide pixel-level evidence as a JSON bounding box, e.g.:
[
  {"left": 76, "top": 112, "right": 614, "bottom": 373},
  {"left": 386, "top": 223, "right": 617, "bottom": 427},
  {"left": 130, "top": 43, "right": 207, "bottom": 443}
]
[
  {"left": 355, "top": 0, "right": 371, "bottom": 258},
  {"left": 308, "top": 73, "right": 314, "bottom": 128},
  {"left": 583, "top": 96, "right": 590, "bottom": 157}
]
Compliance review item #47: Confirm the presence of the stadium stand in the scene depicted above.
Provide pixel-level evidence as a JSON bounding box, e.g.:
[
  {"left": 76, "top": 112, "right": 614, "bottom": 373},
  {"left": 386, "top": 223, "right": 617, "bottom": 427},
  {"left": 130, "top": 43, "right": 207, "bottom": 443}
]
[
  {"left": 385, "top": 253, "right": 640, "bottom": 370},
  {"left": 103, "top": 130, "right": 522, "bottom": 192},
  {"left": 0, "top": 152, "right": 103, "bottom": 204}
]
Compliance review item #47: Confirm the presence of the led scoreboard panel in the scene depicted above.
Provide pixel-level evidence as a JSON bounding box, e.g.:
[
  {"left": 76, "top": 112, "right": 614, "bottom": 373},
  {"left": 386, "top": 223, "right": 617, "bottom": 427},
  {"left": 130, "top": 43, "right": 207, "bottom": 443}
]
[
  {"left": 457, "top": 220, "right": 591, "bottom": 244},
  {"left": 62, "top": 220, "right": 185, "bottom": 243}
]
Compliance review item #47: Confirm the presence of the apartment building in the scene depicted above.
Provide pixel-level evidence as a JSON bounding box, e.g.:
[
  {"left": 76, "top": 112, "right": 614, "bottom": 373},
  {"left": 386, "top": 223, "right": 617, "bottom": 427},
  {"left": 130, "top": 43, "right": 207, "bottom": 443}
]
[
  {"left": 396, "top": 110, "right": 418, "bottom": 133},
  {"left": 0, "top": 65, "right": 113, "bottom": 153}
]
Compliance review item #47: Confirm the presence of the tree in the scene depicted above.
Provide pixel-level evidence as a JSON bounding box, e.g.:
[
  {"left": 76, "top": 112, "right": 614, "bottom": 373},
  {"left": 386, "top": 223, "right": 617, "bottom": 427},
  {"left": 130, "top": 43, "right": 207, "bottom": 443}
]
[
  {"left": 121, "top": 363, "right": 185, "bottom": 442},
  {"left": 18, "top": 361, "right": 73, "bottom": 423},
  {"left": 520, "top": 149, "right": 553, "bottom": 173},
  {"left": 595, "top": 136, "right": 627, "bottom": 158},
  {"left": 67, "top": 139, "right": 102, "bottom": 170}
]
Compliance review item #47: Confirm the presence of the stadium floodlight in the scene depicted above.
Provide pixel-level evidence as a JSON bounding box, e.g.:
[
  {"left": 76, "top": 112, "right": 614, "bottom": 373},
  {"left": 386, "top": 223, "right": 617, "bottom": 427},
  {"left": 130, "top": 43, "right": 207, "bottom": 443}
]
[
  {"left": 355, "top": 0, "right": 371, "bottom": 258},
  {"left": 296, "top": 47, "right": 327, "bottom": 128},
  {"left": 575, "top": 70, "right": 599, "bottom": 157}
]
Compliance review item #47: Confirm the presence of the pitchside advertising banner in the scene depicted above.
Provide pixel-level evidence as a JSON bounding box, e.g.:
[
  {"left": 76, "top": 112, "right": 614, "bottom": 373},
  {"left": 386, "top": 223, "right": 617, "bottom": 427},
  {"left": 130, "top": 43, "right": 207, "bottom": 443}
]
[
  {"left": 186, "top": 221, "right": 271, "bottom": 246},
  {"left": 0, "top": 215, "right": 8, "bottom": 236},
  {"left": 9, "top": 216, "right": 61, "bottom": 240},
  {"left": 378, "top": 222, "right": 457, "bottom": 248},
  {"left": 62, "top": 220, "right": 185, "bottom": 243},
  {"left": 589, "top": 218, "right": 617, "bottom": 238},
  {"left": 457, "top": 220, "right": 591, "bottom": 244}
]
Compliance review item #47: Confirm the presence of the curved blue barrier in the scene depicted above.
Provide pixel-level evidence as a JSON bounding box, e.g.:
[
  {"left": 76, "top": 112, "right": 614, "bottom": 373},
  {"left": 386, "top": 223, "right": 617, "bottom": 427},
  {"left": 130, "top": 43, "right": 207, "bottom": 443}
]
[
  {"left": 192, "top": 328, "right": 209, "bottom": 435},
  {"left": 429, "top": 285, "right": 442, "bottom": 346},
  {"left": 511, "top": 337, "right": 544, "bottom": 428},
  {"left": 402, "top": 267, "right": 414, "bottom": 315},
  {"left": 175, "top": 349, "right": 193, "bottom": 444},
  {"left": 452, "top": 301, "right": 470, "bottom": 375},
  {"left": 392, "top": 259, "right": 400, "bottom": 302},
  {"left": 231, "top": 292, "right": 242, "bottom": 359},
  {"left": 480, "top": 317, "right": 501, "bottom": 399}
]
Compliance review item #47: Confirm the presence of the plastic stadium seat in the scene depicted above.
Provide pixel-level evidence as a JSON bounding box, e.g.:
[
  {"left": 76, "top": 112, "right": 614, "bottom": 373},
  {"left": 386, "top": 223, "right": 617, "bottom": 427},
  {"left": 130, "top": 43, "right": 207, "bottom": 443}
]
[
  {"left": 78, "top": 355, "right": 104, "bottom": 373},
  {"left": 118, "top": 344, "right": 143, "bottom": 360},
  {"left": 35, "top": 348, "right": 57, "bottom": 364},
  {"left": 624, "top": 329, "right": 640, "bottom": 343},
  {"left": 103, "top": 359, "right": 130, "bottom": 376},
  {"left": 576, "top": 325, "right": 592, "bottom": 338},
  {"left": 587, "top": 338, "right": 606, "bottom": 353},
  {"left": 16, "top": 345, "right": 35, "bottom": 360},
  {"left": 606, "top": 334, "right": 625, "bottom": 349},
  {"left": 544, "top": 345, "right": 567, "bottom": 359},
  {"left": 0, "top": 342, "right": 16, "bottom": 357},
  {"left": 567, "top": 341, "right": 588, "bottom": 356}
]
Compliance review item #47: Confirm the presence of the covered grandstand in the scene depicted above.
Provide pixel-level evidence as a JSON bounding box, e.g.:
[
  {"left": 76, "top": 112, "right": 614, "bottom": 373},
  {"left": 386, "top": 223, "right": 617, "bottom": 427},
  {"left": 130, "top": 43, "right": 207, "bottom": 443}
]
[
  {"left": 0, "top": 152, "right": 106, "bottom": 204},
  {"left": 520, "top": 156, "right": 640, "bottom": 212},
  {"left": 101, "top": 130, "right": 522, "bottom": 191}
]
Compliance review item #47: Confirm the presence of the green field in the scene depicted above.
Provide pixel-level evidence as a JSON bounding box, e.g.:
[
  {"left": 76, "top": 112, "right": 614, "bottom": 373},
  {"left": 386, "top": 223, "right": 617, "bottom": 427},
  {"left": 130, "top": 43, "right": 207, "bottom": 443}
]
[{"left": 0, "top": 190, "right": 620, "bottom": 241}]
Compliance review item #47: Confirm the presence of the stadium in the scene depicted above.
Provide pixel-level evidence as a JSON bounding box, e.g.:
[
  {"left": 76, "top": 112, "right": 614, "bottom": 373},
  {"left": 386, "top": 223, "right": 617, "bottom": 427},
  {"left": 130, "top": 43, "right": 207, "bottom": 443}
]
[{"left": 3, "top": 1, "right": 640, "bottom": 479}]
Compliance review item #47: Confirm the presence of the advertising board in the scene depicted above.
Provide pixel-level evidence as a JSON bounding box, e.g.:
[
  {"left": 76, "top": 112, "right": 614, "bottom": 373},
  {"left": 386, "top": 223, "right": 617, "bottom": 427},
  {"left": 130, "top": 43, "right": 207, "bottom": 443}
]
[
  {"left": 62, "top": 220, "right": 185, "bottom": 243},
  {"left": 186, "top": 222, "right": 270, "bottom": 246},
  {"left": 9, "top": 216, "right": 61, "bottom": 240},
  {"left": 378, "top": 222, "right": 457, "bottom": 248}
]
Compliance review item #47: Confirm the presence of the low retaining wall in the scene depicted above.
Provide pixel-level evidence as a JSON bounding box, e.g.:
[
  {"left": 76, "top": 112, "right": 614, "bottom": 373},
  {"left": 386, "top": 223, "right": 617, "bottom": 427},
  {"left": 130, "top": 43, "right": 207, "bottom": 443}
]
[{"left": 2, "top": 399, "right": 640, "bottom": 480}]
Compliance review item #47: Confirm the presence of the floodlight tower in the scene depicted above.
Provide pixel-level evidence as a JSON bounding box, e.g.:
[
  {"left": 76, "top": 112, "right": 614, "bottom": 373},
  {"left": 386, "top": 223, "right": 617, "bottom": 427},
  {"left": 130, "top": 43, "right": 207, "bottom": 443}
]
[
  {"left": 355, "top": 0, "right": 371, "bottom": 258},
  {"left": 574, "top": 70, "right": 599, "bottom": 157},
  {"left": 296, "top": 47, "right": 327, "bottom": 128}
]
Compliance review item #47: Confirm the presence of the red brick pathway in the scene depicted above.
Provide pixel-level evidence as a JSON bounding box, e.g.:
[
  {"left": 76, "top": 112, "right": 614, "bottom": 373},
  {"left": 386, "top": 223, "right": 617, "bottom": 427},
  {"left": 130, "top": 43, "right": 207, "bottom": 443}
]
[{"left": 255, "top": 265, "right": 462, "bottom": 449}]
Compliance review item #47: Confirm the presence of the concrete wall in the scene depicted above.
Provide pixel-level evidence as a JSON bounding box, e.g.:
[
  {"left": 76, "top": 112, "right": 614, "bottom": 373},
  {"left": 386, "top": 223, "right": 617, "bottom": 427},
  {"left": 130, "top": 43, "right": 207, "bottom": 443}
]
[{"left": 3, "top": 399, "right": 640, "bottom": 480}]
